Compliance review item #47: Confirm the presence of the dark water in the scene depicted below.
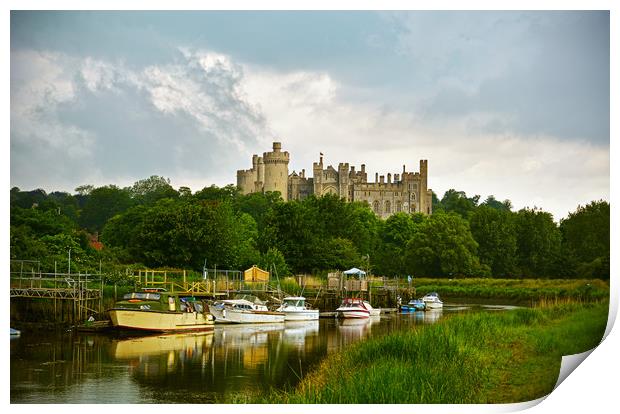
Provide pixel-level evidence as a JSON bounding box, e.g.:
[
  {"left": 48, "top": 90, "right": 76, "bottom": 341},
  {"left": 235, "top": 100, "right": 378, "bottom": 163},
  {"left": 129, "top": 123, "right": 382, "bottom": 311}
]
[{"left": 10, "top": 303, "right": 517, "bottom": 403}]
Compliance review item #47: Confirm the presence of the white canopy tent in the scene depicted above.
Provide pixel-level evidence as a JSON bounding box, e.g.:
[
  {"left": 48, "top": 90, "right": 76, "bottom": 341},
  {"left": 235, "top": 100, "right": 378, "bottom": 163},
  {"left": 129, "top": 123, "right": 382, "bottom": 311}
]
[{"left": 343, "top": 267, "right": 366, "bottom": 278}]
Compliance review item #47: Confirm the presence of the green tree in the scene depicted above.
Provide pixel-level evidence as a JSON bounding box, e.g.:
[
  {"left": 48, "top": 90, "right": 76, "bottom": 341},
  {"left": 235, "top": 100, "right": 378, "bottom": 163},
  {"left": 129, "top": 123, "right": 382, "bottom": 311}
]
[
  {"left": 194, "top": 184, "right": 240, "bottom": 203},
  {"left": 129, "top": 175, "right": 178, "bottom": 205},
  {"left": 79, "top": 185, "right": 134, "bottom": 232},
  {"left": 469, "top": 206, "right": 517, "bottom": 276},
  {"left": 440, "top": 189, "right": 480, "bottom": 218},
  {"left": 405, "top": 212, "right": 481, "bottom": 277},
  {"left": 560, "top": 200, "right": 610, "bottom": 279},
  {"left": 101, "top": 199, "right": 259, "bottom": 270},
  {"left": 480, "top": 195, "right": 512, "bottom": 212},
  {"left": 259, "top": 247, "right": 291, "bottom": 277},
  {"left": 514, "top": 208, "right": 562, "bottom": 277},
  {"left": 374, "top": 212, "right": 422, "bottom": 276}
]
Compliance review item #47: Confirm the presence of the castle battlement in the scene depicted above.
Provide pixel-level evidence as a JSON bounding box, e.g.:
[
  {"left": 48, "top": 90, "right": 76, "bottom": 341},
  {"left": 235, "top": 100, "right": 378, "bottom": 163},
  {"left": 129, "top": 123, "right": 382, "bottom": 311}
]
[{"left": 236, "top": 142, "right": 432, "bottom": 217}]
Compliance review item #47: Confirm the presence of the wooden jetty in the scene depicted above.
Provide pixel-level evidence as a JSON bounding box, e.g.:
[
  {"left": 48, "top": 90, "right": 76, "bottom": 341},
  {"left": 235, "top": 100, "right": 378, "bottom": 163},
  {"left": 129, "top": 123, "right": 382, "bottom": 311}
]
[{"left": 10, "top": 260, "right": 103, "bottom": 323}]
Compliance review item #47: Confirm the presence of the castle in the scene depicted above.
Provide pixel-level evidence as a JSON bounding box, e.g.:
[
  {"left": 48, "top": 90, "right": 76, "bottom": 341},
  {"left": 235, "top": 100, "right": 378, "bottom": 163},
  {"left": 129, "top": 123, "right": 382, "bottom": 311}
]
[{"left": 237, "top": 142, "right": 433, "bottom": 218}]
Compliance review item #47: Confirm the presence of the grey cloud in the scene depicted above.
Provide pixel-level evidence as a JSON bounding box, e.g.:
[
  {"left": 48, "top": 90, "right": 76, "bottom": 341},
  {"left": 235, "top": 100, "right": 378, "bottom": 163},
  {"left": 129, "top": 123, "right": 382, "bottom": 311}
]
[
  {"left": 11, "top": 50, "right": 269, "bottom": 192},
  {"left": 391, "top": 11, "right": 609, "bottom": 144}
]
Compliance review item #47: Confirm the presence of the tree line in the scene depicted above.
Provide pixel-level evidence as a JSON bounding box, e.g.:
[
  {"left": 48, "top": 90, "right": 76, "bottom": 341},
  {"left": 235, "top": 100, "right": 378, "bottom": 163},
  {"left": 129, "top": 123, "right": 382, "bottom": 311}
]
[{"left": 9, "top": 176, "right": 610, "bottom": 279}]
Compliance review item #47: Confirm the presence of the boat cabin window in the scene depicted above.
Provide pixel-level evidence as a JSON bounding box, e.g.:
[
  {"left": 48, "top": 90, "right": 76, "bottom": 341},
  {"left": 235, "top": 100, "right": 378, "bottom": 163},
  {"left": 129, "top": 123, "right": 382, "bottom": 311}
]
[
  {"left": 284, "top": 299, "right": 304, "bottom": 307},
  {"left": 123, "top": 292, "right": 161, "bottom": 301}
]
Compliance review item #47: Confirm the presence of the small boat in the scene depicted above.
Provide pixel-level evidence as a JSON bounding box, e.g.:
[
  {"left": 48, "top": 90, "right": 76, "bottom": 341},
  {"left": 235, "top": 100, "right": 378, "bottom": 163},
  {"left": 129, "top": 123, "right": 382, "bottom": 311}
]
[
  {"left": 109, "top": 291, "right": 215, "bottom": 332},
  {"left": 336, "top": 298, "right": 379, "bottom": 319},
  {"left": 275, "top": 296, "right": 319, "bottom": 321},
  {"left": 401, "top": 298, "right": 426, "bottom": 312},
  {"left": 421, "top": 292, "right": 443, "bottom": 309},
  {"left": 210, "top": 294, "right": 285, "bottom": 324}
]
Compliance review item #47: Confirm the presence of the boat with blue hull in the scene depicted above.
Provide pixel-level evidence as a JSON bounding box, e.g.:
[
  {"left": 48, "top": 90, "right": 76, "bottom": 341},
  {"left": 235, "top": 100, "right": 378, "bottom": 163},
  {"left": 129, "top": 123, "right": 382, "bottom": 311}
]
[{"left": 401, "top": 299, "right": 426, "bottom": 312}]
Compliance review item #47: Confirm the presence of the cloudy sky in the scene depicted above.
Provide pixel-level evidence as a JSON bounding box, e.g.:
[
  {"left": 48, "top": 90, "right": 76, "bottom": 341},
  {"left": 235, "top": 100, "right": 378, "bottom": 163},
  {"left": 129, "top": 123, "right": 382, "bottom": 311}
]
[{"left": 10, "top": 10, "right": 609, "bottom": 220}]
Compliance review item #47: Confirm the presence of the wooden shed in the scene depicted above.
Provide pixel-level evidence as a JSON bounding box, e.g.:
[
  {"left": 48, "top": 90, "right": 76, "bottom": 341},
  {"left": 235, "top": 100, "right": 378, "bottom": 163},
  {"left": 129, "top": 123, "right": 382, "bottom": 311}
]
[{"left": 244, "top": 265, "right": 270, "bottom": 282}]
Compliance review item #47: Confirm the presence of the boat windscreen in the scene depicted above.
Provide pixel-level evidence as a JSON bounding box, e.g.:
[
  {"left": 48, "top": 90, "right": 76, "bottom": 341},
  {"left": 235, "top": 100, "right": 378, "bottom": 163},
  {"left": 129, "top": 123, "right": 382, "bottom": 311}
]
[{"left": 122, "top": 292, "right": 161, "bottom": 301}]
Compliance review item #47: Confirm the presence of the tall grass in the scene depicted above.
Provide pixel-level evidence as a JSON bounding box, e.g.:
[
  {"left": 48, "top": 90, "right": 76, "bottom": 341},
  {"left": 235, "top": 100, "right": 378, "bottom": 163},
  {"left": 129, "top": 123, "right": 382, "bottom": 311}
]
[
  {"left": 413, "top": 278, "right": 608, "bottom": 302},
  {"left": 249, "top": 300, "right": 608, "bottom": 404}
]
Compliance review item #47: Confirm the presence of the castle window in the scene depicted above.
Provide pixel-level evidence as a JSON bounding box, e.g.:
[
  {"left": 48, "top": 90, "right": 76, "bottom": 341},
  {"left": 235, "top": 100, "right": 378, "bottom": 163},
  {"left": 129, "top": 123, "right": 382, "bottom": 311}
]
[
  {"left": 373, "top": 200, "right": 380, "bottom": 214},
  {"left": 396, "top": 201, "right": 402, "bottom": 212},
  {"left": 412, "top": 192, "right": 416, "bottom": 201},
  {"left": 385, "top": 201, "right": 391, "bottom": 214}
]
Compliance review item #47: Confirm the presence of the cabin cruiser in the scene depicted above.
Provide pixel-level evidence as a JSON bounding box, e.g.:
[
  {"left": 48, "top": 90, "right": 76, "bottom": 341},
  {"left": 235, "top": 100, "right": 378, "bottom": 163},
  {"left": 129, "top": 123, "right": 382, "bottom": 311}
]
[
  {"left": 275, "top": 296, "right": 319, "bottom": 321},
  {"left": 210, "top": 294, "right": 285, "bottom": 324},
  {"left": 336, "top": 298, "right": 380, "bottom": 318},
  {"left": 421, "top": 292, "right": 443, "bottom": 309},
  {"left": 109, "top": 291, "right": 214, "bottom": 332}
]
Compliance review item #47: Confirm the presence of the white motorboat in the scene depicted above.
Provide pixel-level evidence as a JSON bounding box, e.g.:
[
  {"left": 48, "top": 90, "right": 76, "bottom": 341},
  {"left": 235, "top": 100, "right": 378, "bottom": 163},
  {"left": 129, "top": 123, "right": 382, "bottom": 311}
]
[
  {"left": 210, "top": 294, "right": 285, "bottom": 324},
  {"left": 336, "top": 298, "right": 377, "bottom": 319},
  {"left": 275, "top": 296, "right": 319, "bottom": 321},
  {"left": 421, "top": 292, "right": 443, "bottom": 309}
]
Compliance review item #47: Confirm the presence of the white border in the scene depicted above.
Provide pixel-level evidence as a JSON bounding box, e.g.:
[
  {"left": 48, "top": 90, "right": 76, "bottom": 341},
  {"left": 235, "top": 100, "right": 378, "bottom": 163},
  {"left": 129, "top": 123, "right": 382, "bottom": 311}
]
[{"left": 3, "top": 2, "right": 617, "bottom": 414}]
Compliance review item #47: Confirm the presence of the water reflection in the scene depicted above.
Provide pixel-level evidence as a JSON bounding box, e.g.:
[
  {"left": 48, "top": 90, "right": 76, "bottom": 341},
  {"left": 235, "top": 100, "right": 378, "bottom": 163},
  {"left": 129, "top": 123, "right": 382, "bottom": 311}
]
[{"left": 11, "top": 303, "right": 517, "bottom": 403}]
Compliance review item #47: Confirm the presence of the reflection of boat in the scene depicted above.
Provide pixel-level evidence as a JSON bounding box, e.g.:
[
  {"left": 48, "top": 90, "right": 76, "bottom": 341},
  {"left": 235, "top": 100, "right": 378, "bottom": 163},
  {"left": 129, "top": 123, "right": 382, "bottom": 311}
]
[
  {"left": 109, "top": 291, "right": 214, "bottom": 332},
  {"left": 111, "top": 331, "right": 214, "bottom": 359},
  {"left": 340, "top": 317, "right": 370, "bottom": 327},
  {"left": 336, "top": 298, "right": 379, "bottom": 318},
  {"left": 210, "top": 295, "right": 285, "bottom": 324},
  {"left": 422, "top": 292, "right": 443, "bottom": 309},
  {"left": 275, "top": 297, "right": 319, "bottom": 320},
  {"left": 423, "top": 309, "right": 443, "bottom": 323},
  {"left": 283, "top": 320, "right": 319, "bottom": 347},
  {"left": 401, "top": 299, "right": 426, "bottom": 312}
]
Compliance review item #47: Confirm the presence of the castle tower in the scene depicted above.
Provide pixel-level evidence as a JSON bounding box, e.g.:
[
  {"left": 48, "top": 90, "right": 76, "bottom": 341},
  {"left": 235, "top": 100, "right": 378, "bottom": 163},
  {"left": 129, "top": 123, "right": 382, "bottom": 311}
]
[
  {"left": 263, "top": 142, "right": 290, "bottom": 200},
  {"left": 338, "top": 162, "right": 350, "bottom": 200},
  {"left": 255, "top": 156, "right": 265, "bottom": 192},
  {"left": 313, "top": 153, "right": 324, "bottom": 196},
  {"left": 420, "top": 159, "right": 430, "bottom": 214}
]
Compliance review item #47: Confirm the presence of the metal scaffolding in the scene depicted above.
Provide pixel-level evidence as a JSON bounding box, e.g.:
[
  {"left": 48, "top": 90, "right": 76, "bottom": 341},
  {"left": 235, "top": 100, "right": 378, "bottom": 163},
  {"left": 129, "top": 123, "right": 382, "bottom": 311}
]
[{"left": 10, "top": 260, "right": 103, "bottom": 322}]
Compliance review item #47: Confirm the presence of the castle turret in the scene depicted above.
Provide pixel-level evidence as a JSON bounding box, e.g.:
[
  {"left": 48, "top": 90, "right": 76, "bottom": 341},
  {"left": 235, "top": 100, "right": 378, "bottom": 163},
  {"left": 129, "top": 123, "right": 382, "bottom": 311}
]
[
  {"left": 420, "top": 159, "right": 430, "bottom": 214},
  {"left": 313, "top": 152, "right": 324, "bottom": 196},
  {"left": 263, "top": 142, "right": 289, "bottom": 200},
  {"left": 338, "top": 162, "right": 350, "bottom": 200}
]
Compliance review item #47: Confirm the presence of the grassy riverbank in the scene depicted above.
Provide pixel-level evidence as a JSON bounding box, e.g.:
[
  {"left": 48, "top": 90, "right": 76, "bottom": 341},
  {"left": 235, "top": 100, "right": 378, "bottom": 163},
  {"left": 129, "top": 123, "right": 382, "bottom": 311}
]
[
  {"left": 239, "top": 300, "right": 608, "bottom": 404},
  {"left": 412, "top": 278, "right": 608, "bottom": 302}
]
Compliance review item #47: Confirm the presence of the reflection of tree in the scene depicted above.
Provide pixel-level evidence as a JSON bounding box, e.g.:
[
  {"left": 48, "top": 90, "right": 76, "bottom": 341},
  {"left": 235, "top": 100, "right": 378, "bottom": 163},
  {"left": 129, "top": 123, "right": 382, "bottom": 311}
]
[{"left": 10, "top": 332, "right": 114, "bottom": 402}]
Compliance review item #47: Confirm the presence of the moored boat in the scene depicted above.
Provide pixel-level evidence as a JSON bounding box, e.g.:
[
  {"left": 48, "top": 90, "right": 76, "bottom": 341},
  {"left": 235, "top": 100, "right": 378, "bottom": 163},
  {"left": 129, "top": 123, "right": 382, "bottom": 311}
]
[
  {"left": 421, "top": 292, "right": 443, "bottom": 309},
  {"left": 210, "top": 294, "right": 285, "bottom": 324},
  {"left": 336, "top": 298, "right": 376, "bottom": 319},
  {"left": 401, "top": 298, "right": 426, "bottom": 312},
  {"left": 275, "top": 296, "right": 319, "bottom": 321},
  {"left": 109, "top": 291, "right": 214, "bottom": 332}
]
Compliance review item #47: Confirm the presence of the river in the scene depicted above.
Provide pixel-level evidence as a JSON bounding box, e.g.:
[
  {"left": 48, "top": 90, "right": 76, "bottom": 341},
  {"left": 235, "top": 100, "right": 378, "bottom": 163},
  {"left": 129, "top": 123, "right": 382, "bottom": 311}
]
[{"left": 10, "top": 302, "right": 518, "bottom": 403}]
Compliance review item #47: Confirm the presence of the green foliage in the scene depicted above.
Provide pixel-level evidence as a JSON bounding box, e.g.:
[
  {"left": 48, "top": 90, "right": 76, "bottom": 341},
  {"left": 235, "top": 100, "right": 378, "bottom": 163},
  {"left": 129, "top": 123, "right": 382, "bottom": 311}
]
[
  {"left": 405, "top": 212, "right": 481, "bottom": 276},
  {"left": 129, "top": 175, "right": 179, "bottom": 205},
  {"left": 374, "top": 212, "right": 422, "bottom": 276},
  {"left": 9, "top": 183, "right": 609, "bottom": 281},
  {"left": 79, "top": 185, "right": 134, "bottom": 232},
  {"left": 438, "top": 189, "right": 480, "bottom": 218},
  {"left": 469, "top": 206, "right": 517, "bottom": 276},
  {"left": 101, "top": 199, "right": 260, "bottom": 270},
  {"left": 514, "top": 208, "right": 562, "bottom": 277},
  {"left": 560, "top": 200, "right": 609, "bottom": 279},
  {"left": 258, "top": 247, "right": 291, "bottom": 277}
]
